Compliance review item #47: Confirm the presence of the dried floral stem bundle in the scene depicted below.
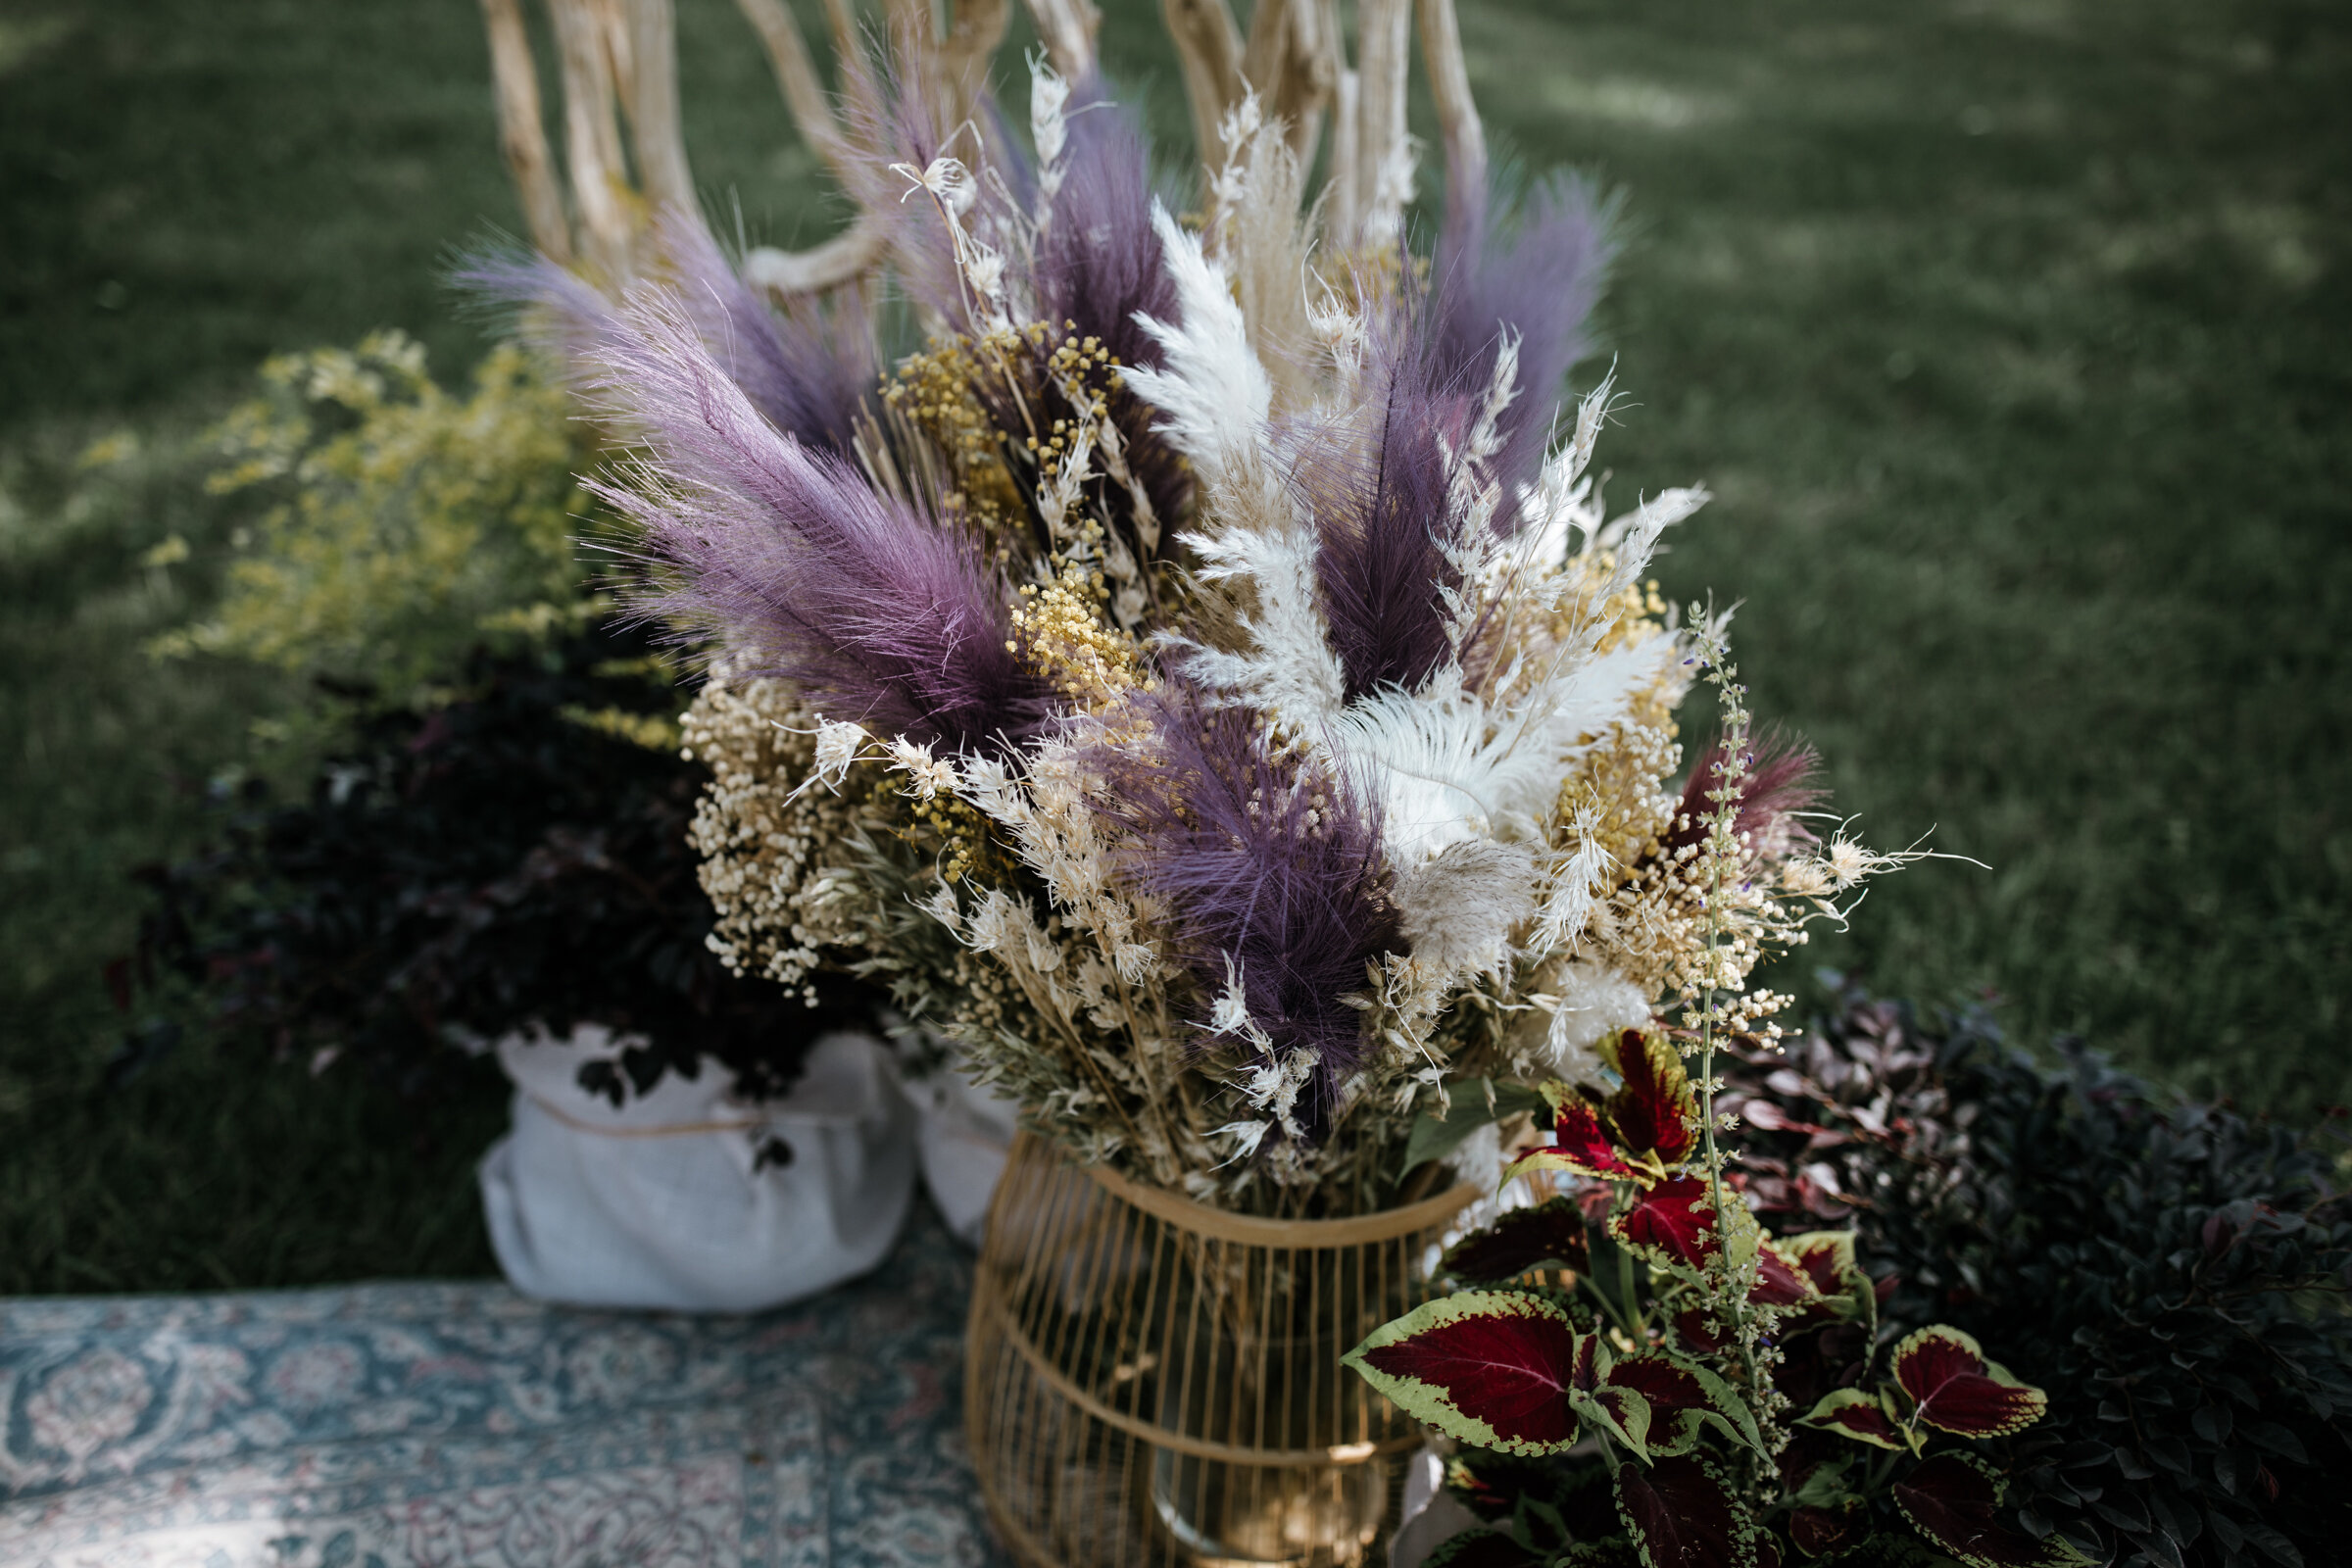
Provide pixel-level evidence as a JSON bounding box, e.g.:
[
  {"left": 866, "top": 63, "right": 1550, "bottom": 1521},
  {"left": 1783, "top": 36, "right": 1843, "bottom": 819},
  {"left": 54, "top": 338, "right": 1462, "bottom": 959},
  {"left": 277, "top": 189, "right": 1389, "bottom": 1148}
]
[{"left": 487, "top": 12, "right": 1915, "bottom": 1220}]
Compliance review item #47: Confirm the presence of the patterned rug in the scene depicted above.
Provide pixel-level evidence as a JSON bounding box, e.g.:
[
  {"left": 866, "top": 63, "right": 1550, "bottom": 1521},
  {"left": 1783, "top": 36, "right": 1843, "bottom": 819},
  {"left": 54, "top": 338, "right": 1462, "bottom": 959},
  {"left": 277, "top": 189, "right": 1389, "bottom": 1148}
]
[{"left": 0, "top": 1208, "right": 1010, "bottom": 1568}]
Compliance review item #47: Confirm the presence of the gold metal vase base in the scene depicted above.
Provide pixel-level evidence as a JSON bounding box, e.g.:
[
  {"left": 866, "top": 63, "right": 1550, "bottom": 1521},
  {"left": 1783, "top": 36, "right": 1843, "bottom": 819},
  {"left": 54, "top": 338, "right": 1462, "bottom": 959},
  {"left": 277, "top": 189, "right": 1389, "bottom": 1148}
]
[{"left": 965, "top": 1134, "right": 1474, "bottom": 1567}]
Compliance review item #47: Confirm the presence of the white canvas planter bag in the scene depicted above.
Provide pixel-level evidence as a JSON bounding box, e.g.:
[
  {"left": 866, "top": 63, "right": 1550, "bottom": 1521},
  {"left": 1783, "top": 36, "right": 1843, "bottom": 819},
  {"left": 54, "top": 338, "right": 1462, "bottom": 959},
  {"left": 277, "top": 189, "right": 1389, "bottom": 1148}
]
[
  {"left": 901, "top": 1051, "right": 1022, "bottom": 1248},
  {"left": 480, "top": 1024, "right": 915, "bottom": 1312}
]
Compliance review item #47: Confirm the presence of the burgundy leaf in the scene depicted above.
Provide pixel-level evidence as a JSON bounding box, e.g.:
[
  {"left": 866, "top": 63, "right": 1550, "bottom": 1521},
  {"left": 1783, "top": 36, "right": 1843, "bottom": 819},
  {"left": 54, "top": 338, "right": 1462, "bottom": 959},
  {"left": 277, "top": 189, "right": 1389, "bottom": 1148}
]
[
  {"left": 1893, "top": 1453, "right": 2074, "bottom": 1568},
  {"left": 1749, "top": 1243, "right": 1816, "bottom": 1306},
  {"left": 1607, "top": 1354, "right": 1708, "bottom": 1416},
  {"left": 1613, "top": 1175, "right": 1718, "bottom": 1270},
  {"left": 1785, "top": 1233, "right": 1857, "bottom": 1296},
  {"left": 1609, "top": 1029, "right": 1696, "bottom": 1164},
  {"left": 1673, "top": 1307, "right": 1727, "bottom": 1354},
  {"left": 1614, "top": 1453, "right": 1758, "bottom": 1568},
  {"left": 1891, "top": 1327, "right": 2048, "bottom": 1439},
  {"left": 1514, "top": 1104, "right": 1646, "bottom": 1175},
  {"left": 1788, "top": 1503, "right": 1861, "bottom": 1559},
  {"left": 1348, "top": 1293, "right": 1585, "bottom": 1453},
  {"left": 1441, "top": 1197, "right": 1592, "bottom": 1282},
  {"left": 1799, "top": 1389, "right": 1906, "bottom": 1450}
]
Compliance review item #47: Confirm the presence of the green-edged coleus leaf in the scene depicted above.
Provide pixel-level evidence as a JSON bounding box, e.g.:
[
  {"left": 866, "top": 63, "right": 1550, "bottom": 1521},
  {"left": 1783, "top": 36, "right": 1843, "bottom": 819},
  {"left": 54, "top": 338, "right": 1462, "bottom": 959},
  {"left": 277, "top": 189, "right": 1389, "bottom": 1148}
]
[
  {"left": 1749, "top": 1240, "right": 1818, "bottom": 1307},
  {"left": 1888, "top": 1327, "right": 2047, "bottom": 1439},
  {"left": 1782, "top": 1232, "right": 1858, "bottom": 1296},
  {"left": 1345, "top": 1291, "right": 1585, "bottom": 1454},
  {"left": 1442, "top": 1197, "right": 1594, "bottom": 1282},
  {"left": 1611, "top": 1175, "right": 1717, "bottom": 1269},
  {"left": 1614, "top": 1452, "right": 1762, "bottom": 1568},
  {"left": 1787, "top": 1502, "right": 1865, "bottom": 1559},
  {"left": 1893, "top": 1453, "right": 2088, "bottom": 1568},
  {"left": 1605, "top": 1029, "right": 1698, "bottom": 1166},
  {"left": 1801, "top": 1389, "right": 1908, "bottom": 1451},
  {"left": 1507, "top": 1100, "right": 1642, "bottom": 1184},
  {"left": 1592, "top": 1350, "right": 1771, "bottom": 1462}
]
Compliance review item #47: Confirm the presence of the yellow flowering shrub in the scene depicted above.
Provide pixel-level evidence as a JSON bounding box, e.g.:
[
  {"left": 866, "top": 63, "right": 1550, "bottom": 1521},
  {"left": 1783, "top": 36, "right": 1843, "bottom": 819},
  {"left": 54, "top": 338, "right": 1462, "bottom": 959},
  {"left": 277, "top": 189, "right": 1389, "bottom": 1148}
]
[{"left": 155, "top": 330, "right": 591, "bottom": 694}]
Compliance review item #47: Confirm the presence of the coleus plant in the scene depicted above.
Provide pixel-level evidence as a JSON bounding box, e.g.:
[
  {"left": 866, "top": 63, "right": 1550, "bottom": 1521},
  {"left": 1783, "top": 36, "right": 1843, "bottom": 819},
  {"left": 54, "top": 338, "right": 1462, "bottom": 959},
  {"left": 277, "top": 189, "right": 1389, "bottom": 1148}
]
[{"left": 1344, "top": 1022, "right": 2075, "bottom": 1568}]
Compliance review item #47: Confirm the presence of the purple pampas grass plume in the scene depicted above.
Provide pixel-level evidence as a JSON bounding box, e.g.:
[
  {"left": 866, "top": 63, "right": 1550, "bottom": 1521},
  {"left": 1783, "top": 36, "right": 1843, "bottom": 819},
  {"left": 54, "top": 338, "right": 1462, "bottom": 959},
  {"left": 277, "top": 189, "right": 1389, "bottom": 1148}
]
[
  {"left": 1658, "top": 728, "right": 1825, "bottom": 865},
  {"left": 589, "top": 296, "right": 1055, "bottom": 756},
  {"left": 1031, "top": 80, "right": 1189, "bottom": 538},
  {"left": 1100, "top": 687, "right": 1398, "bottom": 1127},
  {"left": 1288, "top": 315, "right": 1477, "bottom": 704},
  {"left": 1431, "top": 172, "right": 1615, "bottom": 514},
  {"left": 651, "top": 213, "right": 877, "bottom": 458},
  {"left": 457, "top": 223, "right": 877, "bottom": 460}
]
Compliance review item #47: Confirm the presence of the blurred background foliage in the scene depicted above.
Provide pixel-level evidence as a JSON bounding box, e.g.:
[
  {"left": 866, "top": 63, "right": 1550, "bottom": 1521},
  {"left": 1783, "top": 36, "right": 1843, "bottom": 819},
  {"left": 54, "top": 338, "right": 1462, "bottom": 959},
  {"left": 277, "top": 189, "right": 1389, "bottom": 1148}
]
[{"left": 0, "top": 0, "right": 2344, "bottom": 1291}]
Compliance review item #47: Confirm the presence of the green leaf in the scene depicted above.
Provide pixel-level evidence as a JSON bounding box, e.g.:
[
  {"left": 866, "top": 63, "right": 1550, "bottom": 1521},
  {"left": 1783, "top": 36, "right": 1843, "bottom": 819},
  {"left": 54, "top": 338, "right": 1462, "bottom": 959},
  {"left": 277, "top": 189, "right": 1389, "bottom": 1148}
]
[{"left": 1401, "top": 1079, "right": 1551, "bottom": 1176}]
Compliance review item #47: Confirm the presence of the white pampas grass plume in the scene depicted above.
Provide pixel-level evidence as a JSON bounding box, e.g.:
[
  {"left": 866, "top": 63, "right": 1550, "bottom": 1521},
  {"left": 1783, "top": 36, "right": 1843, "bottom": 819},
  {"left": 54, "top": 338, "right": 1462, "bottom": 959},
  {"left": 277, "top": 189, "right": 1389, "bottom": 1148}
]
[
  {"left": 1540, "top": 960, "right": 1654, "bottom": 1077},
  {"left": 1391, "top": 839, "right": 1539, "bottom": 979}
]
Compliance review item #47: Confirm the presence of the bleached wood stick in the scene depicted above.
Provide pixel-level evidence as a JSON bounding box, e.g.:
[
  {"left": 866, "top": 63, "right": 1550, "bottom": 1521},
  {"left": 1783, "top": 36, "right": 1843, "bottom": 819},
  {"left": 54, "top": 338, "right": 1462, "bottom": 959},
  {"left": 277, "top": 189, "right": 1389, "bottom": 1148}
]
[
  {"left": 1418, "top": 0, "right": 1487, "bottom": 235},
  {"left": 1163, "top": 0, "right": 1248, "bottom": 170},
  {"left": 1354, "top": 0, "right": 1413, "bottom": 244},
  {"left": 549, "top": 0, "right": 636, "bottom": 279},
  {"left": 743, "top": 214, "right": 891, "bottom": 294},
  {"left": 1328, "top": 63, "right": 1360, "bottom": 246},
  {"left": 1241, "top": 0, "right": 1336, "bottom": 171},
  {"left": 1022, "top": 0, "right": 1101, "bottom": 80},
  {"left": 939, "top": 0, "right": 1013, "bottom": 146},
  {"left": 732, "top": 0, "right": 854, "bottom": 172},
  {"left": 480, "top": 0, "right": 572, "bottom": 263},
  {"left": 626, "top": 0, "right": 699, "bottom": 217}
]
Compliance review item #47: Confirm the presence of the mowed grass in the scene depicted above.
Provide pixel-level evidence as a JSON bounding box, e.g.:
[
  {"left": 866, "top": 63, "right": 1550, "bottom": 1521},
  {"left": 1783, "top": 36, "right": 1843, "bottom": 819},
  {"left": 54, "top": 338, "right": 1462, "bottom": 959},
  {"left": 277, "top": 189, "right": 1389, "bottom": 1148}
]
[{"left": 0, "top": 0, "right": 2345, "bottom": 1292}]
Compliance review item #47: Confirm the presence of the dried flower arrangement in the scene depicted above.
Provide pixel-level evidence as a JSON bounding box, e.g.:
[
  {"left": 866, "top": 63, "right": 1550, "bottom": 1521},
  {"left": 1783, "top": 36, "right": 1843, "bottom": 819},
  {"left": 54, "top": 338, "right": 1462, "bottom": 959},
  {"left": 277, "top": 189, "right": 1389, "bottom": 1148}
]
[{"left": 487, "top": 9, "right": 1924, "bottom": 1224}]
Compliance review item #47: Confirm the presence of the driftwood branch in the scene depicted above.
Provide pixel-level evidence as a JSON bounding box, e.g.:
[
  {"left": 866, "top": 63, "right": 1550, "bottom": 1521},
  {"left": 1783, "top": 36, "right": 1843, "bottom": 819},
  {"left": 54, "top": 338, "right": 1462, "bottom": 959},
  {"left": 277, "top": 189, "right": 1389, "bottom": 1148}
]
[
  {"left": 479, "top": 0, "right": 1501, "bottom": 303},
  {"left": 1418, "top": 0, "right": 1487, "bottom": 236},
  {"left": 1163, "top": 0, "right": 1248, "bottom": 170},
  {"left": 625, "top": 0, "right": 698, "bottom": 216},
  {"left": 1352, "top": 0, "right": 1412, "bottom": 245},
  {"left": 743, "top": 213, "right": 892, "bottom": 294},
  {"left": 1241, "top": 0, "right": 1338, "bottom": 171},
  {"left": 732, "top": 0, "right": 852, "bottom": 172},
  {"left": 1022, "top": 0, "right": 1101, "bottom": 81},
  {"left": 548, "top": 0, "right": 634, "bottom": 279},
  {"left": 480, "top": 0, "right": 571, "bottom": 263}
]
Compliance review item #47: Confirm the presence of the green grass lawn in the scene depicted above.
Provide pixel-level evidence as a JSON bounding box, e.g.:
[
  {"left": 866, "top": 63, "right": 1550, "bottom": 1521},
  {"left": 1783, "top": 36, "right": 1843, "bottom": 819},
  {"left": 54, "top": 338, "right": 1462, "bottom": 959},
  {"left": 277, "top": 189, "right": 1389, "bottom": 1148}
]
[{"left": 1, "top": 0, "right": 2345, "bottom": 1293}]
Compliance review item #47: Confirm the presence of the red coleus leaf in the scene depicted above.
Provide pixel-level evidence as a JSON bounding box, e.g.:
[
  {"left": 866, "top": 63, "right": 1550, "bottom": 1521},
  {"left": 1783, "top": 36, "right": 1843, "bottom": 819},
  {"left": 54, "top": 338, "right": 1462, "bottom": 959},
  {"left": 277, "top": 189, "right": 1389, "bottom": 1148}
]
[
  {"left": 1612, "top": 1175, "right": 1718, "bottom": 1270},
  {"left": 1891, "top": 1327, "right": 2048, "bottom": 1439},
  {"left": 1673, "top": 1306, "right": 1727, "bottom": 1354},
  {"left": 1507, "top": 1100, "right": 1640, "bottom": 1184},
  {"left": 1608, "top": 1029, "right": 1697, "bottom": 1165},
  {"left": 1596, "top": 1352, "right": 1736, "bottom": 1459},
  {"left": 1344, "top": 1292, "right": 1585, "bottom": 1455},
  {"left": 1441, "top": 1198, "right": 1592, "bottom": 1283},
  {"left": 1748, "top": 1241, "right": 1817, "bottom": 1306},
  {"left": 1614, "top": 1453, "right": 1760, "bottom": 1568},
  {"left": 1894, "top": 1452, "right": 2082, "bottom": 1568},
  {"left": 1783, "top": 1232, "right": 1858, "bottom": 1296},
  {"left": 1787, "top": 1503, "right": 1862, "bottom": 1559},
  {"left": 1799, "top": 1388, "right": 1907, "bottom": 1450}
]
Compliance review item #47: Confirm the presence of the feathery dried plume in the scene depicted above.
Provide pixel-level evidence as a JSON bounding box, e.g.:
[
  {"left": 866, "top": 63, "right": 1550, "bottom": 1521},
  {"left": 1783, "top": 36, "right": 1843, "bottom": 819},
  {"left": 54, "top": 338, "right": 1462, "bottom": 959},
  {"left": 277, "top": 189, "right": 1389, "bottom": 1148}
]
[
  {"left": 1431, "top": 172, "right": 1616, "bottom": 514},
  {"left": 587, "top": 295, "right": 1054, "bottom": 756},
  {"left": 1101, "top": 687, "right": 1399, "bottom": 1121},
  {"left": 541, "top": 48, "right": 1921, "bottom": 1216}
]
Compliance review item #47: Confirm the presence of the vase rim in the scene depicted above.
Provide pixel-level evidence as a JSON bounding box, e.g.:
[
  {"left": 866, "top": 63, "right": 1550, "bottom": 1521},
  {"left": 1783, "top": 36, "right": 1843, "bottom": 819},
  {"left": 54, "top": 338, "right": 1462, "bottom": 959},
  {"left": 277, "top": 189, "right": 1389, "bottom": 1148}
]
[{"left": 1074, "top": 1141, "right": 1479, "bottom": 1247}]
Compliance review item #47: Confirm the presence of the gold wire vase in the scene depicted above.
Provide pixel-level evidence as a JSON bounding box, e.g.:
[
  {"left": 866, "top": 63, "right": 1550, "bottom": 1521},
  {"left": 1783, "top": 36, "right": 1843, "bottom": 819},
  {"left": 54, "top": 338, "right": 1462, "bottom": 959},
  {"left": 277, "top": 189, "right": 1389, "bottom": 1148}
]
[{"left": 966, "top": 1132, "right": 1476, "bottom": 1567}]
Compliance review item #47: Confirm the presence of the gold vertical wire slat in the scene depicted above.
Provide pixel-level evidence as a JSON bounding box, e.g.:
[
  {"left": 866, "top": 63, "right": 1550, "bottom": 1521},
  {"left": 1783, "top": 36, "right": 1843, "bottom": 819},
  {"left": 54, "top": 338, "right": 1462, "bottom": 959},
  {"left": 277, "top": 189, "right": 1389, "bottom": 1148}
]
[{"left": 969, "top": 1133, "right": 1475, "bottom": 1567}]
